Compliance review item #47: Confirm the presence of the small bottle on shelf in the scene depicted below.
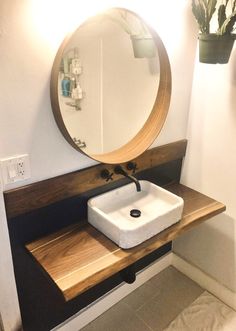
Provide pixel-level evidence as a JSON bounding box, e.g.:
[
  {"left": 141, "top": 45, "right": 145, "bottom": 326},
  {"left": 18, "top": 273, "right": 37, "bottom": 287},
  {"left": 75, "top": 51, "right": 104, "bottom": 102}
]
[{"left": 61, "top": 75, "right": 70, "bottom": 97}]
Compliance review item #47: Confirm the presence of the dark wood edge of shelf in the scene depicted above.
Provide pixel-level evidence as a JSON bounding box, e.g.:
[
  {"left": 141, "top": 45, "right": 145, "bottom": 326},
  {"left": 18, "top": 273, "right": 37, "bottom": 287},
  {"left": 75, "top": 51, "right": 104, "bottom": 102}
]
[
  {"left": 4, "top": 140, "right": 187, "bottom": 219},
  {"left": 25, "top": 183, "right": 226, "bottom": 301}
]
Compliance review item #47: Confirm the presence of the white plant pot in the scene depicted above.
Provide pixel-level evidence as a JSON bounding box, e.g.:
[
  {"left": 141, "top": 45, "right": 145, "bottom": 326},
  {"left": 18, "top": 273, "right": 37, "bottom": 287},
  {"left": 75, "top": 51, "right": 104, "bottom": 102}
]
[{"left": 130, "top": 35, "right": 156, "bottom": 58}]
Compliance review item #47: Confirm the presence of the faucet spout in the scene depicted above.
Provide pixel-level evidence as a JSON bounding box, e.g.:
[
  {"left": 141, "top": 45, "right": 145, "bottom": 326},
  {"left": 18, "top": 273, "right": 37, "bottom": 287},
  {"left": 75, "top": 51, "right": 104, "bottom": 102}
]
[
  {"left": 128, "top": 174, "right": 141, "bottom": 192},
  {"left": 114, "top": 165, "right": 141, "bottom": 192}
]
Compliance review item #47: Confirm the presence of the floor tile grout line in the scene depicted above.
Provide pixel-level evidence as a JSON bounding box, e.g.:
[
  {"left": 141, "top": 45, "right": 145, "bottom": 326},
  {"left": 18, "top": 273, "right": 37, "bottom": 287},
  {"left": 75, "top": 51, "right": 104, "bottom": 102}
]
[
  {"left": 135, "top": 290, "right": 162, "bottom": 313},
  {"left": 121, "top": 302, "right": 153, "bottom": 330},
  {"left": 133, "top": 309, "right": 154, "bottom": 331},
  {"left": 136, "top": 297, "right": 158, "bottom": 313}
]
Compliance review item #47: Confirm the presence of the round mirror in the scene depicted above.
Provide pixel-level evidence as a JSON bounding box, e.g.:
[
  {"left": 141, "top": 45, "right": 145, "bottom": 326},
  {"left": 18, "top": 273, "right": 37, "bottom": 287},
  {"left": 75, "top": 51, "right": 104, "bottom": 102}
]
[{"left": 50, "top": 8, "right": 171, "bottom": 164}]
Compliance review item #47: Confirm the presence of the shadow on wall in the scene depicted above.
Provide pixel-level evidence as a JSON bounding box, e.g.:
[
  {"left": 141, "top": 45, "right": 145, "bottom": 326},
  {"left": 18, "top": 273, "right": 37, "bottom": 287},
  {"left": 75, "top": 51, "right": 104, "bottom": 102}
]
[
  {"left": 0, "top": 316, "right": 22, "bottom": 331},
  {"left": 230, "top": 48, "right": 236, "bottom": 110},
  {"left": 2, "top": 320, "right": 23, "bottom": 331},
  {"left": 15, "top": 328, "right": 23, "bottom": 331},
  {"left": 230, "top": 48, "right": 236, "bottom": 85},
  {"left": 173, "top": 213, "right": 236, "bottom": 292}
]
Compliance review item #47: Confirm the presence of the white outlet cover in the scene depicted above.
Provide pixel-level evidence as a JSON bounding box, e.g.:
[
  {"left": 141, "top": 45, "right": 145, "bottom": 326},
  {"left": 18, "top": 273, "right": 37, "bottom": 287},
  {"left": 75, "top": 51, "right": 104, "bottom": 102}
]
[{"left": 0, "top": 154, "right": 31, "bottom": 185}]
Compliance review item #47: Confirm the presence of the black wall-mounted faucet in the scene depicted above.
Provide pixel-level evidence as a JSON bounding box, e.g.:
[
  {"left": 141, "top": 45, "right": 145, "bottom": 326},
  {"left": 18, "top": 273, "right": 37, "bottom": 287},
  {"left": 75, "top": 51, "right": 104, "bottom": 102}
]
[{"left": 114, "top": 165, "right": 141, "bottom": 192}]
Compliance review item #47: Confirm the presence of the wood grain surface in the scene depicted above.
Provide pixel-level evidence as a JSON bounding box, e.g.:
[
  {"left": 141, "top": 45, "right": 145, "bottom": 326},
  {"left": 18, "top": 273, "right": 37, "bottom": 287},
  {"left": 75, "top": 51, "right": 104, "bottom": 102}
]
[
  {"left": 26, "top": 183, "right": 225, "bottom": 301},
  {"left": 4, "top": 140, "right": 187, "bottom": 219}
]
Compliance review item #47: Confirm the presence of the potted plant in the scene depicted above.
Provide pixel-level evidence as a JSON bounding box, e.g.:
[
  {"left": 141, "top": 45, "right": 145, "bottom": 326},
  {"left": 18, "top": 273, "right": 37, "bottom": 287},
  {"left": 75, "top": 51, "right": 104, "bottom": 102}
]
[
  {"left": 192, "top": 0, "right": 236, "bottom": 63},
  {"left": 104, "top": 9, "right": 156, "bottom": 58}
]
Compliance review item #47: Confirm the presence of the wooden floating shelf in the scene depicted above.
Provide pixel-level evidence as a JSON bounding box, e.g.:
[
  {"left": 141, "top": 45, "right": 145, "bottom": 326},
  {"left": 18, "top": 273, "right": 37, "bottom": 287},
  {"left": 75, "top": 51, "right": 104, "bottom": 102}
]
[{"left": 26, "top": 183, "right": 225, "bottom": 301}]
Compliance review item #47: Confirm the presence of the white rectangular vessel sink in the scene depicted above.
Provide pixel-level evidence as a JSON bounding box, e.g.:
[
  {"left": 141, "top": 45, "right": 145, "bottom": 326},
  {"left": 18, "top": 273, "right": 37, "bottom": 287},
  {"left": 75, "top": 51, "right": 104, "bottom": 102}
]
[{"left": 88, "top": 180, "right": 184, "bottom": 249}]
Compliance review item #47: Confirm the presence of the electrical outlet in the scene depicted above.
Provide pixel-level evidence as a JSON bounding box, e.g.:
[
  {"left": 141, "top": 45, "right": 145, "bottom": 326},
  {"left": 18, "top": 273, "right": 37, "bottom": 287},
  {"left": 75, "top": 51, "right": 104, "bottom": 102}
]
[
  {"left": 17, "top": 157, "right": 25, "bottom": 177},
  {"left": 0, "top": 154, "right": 31, "bottom": 185}
]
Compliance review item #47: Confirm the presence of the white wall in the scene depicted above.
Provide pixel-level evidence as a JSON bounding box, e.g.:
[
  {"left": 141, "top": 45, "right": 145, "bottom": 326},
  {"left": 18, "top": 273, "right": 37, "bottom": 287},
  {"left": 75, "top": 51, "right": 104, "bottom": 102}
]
[
  {"left": 0, "top": 1, "right": 196, "bottom": 330},
  {"left": 0, "top": 315, "right": 3, "bottom": 331},
  {"left": 174, "top": 45, "right": 236, "bottom": 291},
  {"left": 0, "top": 179, "right": 22, "bottom": 331}
]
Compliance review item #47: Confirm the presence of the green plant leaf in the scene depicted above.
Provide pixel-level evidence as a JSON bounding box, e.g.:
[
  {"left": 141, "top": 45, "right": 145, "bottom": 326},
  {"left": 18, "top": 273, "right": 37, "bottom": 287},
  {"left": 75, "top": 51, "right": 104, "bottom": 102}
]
[
  {"left": 218, "top": 4, "right": 227, "bottom": 28},
  {"left": 232, "top": 0, "right": 236, "bottom": 12},
  {"left": 201, "top": 0, "right": 208, "bottom": 9},
  {"left": 192, "top": 0, "right": 209, "bottom": 33},
  {"left": 207, "top": 0, "right": 217, "bottom": 21},
  {"left": 219, "top": 10, "right": 236, "bottom": 34},
  {"left": 225, "top": 0, "right": 230, "bottom": 7}
]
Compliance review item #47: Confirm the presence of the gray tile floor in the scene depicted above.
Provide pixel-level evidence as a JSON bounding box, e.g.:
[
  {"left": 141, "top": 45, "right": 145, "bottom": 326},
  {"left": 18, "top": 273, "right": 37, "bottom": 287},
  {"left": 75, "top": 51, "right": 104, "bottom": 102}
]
[{"left": 81, "top": 266, "right": 204, "bottom": 331}]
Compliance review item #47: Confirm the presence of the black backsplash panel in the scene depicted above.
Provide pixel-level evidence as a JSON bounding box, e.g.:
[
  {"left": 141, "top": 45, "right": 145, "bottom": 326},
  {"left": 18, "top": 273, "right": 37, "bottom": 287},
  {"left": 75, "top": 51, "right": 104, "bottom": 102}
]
[{"left": 7, "top": 159, "right": 182, "bottom": 331}]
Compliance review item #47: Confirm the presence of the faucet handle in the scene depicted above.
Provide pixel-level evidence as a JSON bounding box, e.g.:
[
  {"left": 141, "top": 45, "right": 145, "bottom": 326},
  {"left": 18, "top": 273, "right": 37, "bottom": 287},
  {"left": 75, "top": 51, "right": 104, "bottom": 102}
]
[
  {"left": 126, "top": 162, "right": 138, "bottom": 174},
  {"left": 100, "top": 169, "right": 114, "bottom": 182},
  {"left": 114, "top": 165, "right": 126, "bottom": 175}
]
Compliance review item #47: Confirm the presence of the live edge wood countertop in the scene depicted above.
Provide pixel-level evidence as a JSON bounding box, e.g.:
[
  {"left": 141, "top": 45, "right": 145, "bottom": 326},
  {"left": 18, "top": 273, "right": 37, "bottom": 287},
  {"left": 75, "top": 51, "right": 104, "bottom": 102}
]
[{"left": 26, "top": 183, "right": 225, "bottom": 301}]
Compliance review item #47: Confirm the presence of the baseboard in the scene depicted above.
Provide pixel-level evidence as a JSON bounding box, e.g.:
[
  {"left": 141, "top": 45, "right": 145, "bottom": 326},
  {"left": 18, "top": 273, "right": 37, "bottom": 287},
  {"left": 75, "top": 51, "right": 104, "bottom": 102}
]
[
  {"left": 172, "top": 253, "right": 236, "bottom": 310},
  {"left": 52, "top": 252, "right": 172, "bottom": 331}
]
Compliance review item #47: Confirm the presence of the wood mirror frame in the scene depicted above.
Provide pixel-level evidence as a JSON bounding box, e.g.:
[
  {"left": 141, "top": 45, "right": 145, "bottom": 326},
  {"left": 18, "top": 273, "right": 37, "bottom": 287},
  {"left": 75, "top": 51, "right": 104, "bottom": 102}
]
[{"left": 50, "top": 9, "right": 171, "bottom": 164}]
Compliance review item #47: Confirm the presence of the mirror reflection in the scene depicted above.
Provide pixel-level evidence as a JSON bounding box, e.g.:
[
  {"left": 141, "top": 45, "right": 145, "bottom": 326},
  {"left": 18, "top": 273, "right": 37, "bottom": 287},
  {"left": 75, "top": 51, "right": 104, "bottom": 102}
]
[{"left": 57, "top": 9, "right": 160, "bottom": 155}]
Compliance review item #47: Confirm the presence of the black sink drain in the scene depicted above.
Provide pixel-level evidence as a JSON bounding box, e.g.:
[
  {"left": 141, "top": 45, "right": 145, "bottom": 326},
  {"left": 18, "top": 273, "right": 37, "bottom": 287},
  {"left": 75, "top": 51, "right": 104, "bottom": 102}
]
[{"left": 130, "top": 209, "right": 141, "bottom": 218}]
